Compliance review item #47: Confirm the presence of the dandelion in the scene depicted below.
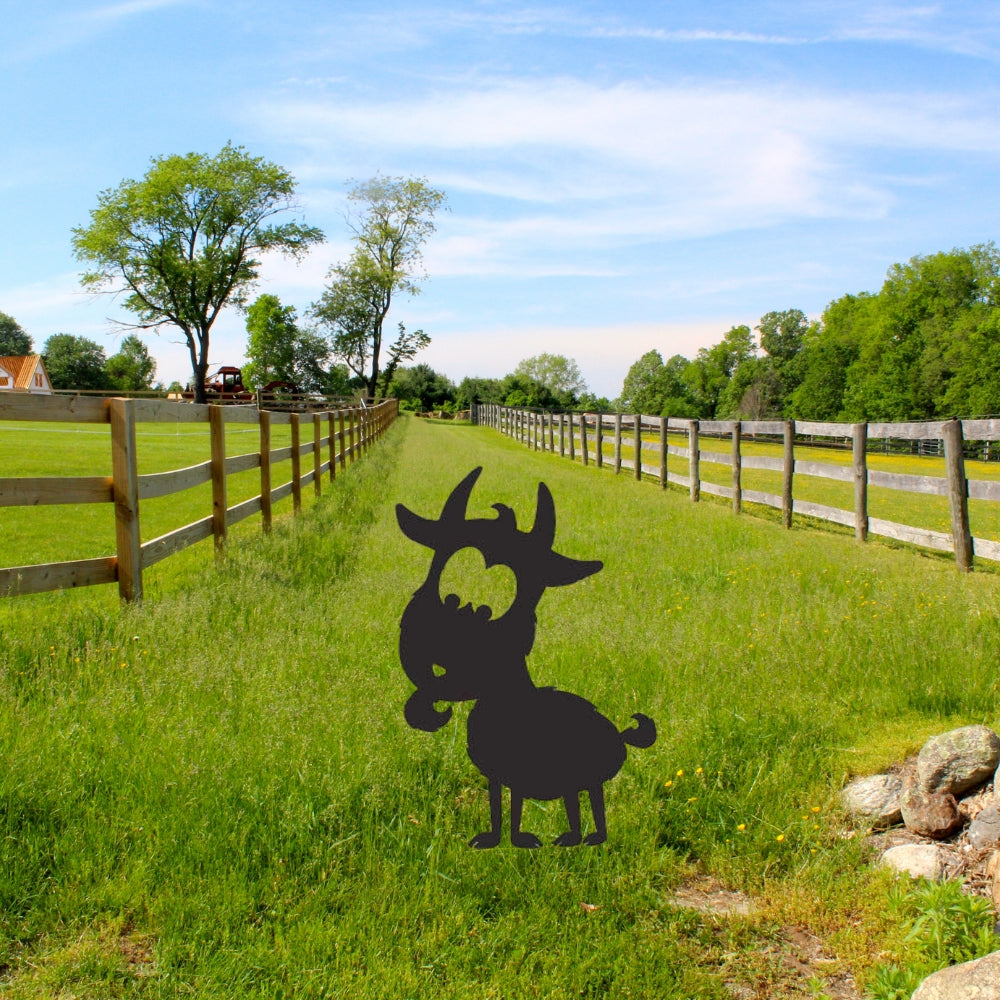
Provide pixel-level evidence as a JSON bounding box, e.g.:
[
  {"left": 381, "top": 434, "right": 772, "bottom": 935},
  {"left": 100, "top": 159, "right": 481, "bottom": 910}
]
[
  {"left": 676, "top": 769, "right": 684, "bottom": 778},
  {"left": 695, "top": 767, "right": 703, "bottom": 775},
  {"left": 776, "top": 834, "right": 785, "bottom": 842},
  {"left": 664, "top": 780, "right": 673, "bottom": 789},
  {"left": 737, "top": 823, "right": 746, "bottom": 832},
  {"left": 811, "top": 806, "right": 821, "bottom": 813},
  {"left": 687, "top": 797, "right": 697, "bottom": 804}
]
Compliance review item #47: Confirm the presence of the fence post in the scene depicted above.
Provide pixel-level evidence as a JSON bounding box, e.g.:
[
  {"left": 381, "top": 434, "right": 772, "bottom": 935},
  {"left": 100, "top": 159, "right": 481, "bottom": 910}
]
[
  {"left": 339, "top": 411, "right": 347, "bottom": 471},
  {"left": 634, "top": 415, "right": 642, "bottom": 481},
  {"left": 348, "top": 408, "right": 356, "bottom": 464},
  {"left": 659, "top": 418, "right": 668, "bottom": 489},
  {"left": 260, "top": 408, "right": 272, "bottom": 533},
  {"left": 334, "top": 410, "right": 337, "bottom": 483},
  {"left": 852, "top": 422, "right": 867, "bottom": 542},
  {"left": 732, "top": 420, "right": 742, "bottom": 514},
  {"left": 569, "top": 414, "right": 575, "bottom": 461},
  {"left": 614, "top": 413, "right": 622, "bottom": 474},
  {"left": 313, "top": 413, "right": 322, "bottom": 497},
  {"left": 110, "top": 397, "right": 142, "bottom": 602},
  {"left": 943, "top": 419, "right": 974, "bottom": 571},
  {"left": 688, "top": 420, "right": 700, "bottom": 502},
  {"left": 782, "top": 420, "right": 794, "bottom": 529},
  {"left": 549, "top": 412, "right": 555, "bottom": 452},
  {"left": 209, "top": 404, "right": 227, "bottom": 556},
  {"left": 596, "top": 415, "right": 604, "bottom": 469},
  {"left": 581, "top": 413, "right": 589, "bottom": 466},
  {"left": 290, "top": 413, "right": 302, "bottom": 514},
  {"left": 559, "top": 413, "right": 565, "bottom": 457}
]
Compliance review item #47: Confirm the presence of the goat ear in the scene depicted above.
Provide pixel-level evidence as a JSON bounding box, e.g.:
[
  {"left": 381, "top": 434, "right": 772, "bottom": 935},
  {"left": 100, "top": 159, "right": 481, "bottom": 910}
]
[
  {"left": 396, "top": 504, "right": 437, "bottom": 547},
  {"left": 547, "top": 555, "right": 603, "bottom": 587}
]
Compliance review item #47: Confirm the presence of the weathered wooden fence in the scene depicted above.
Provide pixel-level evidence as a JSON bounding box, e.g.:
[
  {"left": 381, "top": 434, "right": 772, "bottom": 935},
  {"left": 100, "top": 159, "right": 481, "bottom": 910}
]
[
  {"left": 474, "top": 405, "right": 1000, "bottom": 572},
  {"left": 0, "top": 395, "right": 399, "bottom": 601}
]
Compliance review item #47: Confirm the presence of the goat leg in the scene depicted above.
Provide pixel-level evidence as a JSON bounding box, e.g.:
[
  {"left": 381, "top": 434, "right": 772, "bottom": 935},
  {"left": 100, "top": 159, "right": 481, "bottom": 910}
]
[
  {"left": 554, "top": 791, "right": 582, "bottom": 846},
  {"left": 510, "top": 790, "right": 542, "bottom": 849},
  {"left": 469, "top": 778, "right": 503, "bottom": 848},
  {"left": 583, "top": 785, "right": 607, "bottom": 846}
]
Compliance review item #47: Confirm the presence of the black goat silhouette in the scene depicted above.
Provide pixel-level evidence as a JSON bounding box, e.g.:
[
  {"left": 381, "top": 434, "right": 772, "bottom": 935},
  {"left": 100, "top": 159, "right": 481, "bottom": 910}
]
[{"left": 396, "top": 467, "right": 656, "bottom": 848}]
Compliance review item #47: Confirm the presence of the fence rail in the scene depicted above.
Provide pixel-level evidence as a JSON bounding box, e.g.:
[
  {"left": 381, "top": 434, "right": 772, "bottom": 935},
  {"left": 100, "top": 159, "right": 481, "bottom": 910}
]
[
  {"left": 1, "top": 395, "right": 399, "bottom": 600},
  {"left": 474, "top": 405, "right": 1000, "bottom": 572}
]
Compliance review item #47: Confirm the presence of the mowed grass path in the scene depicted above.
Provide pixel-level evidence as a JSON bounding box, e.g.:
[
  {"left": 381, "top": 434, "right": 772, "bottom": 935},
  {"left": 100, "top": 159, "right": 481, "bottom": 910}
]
[{"left": 2, "top": 415, "right": 1000, "bottom": 997}]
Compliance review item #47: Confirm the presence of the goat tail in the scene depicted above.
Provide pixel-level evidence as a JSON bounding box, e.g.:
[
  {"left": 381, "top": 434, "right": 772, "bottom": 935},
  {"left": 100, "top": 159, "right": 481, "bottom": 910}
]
[{"left": 621, "top": 713, "right": 657, "bottom": 749}]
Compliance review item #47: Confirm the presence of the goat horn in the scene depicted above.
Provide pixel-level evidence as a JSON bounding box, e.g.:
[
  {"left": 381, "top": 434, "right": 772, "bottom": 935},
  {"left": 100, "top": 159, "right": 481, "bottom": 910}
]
[
  {"left": 440, "top": 466, "right": 482, "bottom": 523},
  {"left": 530, "top": 482, "right": 556, "bottom": 548}
]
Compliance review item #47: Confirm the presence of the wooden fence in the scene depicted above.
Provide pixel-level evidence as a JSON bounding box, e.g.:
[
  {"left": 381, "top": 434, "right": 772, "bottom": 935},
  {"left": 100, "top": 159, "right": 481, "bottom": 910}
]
[
  {"left": 474, "top": 405, "right": 1000, "bottom": 572},
  {"left": 0, "top": 394, "right": 399, "bottom": 601}
]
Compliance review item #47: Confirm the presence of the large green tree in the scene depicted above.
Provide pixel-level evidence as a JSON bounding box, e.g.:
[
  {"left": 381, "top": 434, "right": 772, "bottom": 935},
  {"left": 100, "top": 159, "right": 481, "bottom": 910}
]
[
  {"left": 513, "top": 353, "right": 587, "bottom": 407},
  {"left": 0, "top": 311, "right": 32, "bottom": 355},
  {"left": 72, "top": 143, "right": 323, "bottom": 403},
  {"left": 105, "top": 334, "right": 157, "bottom": 390},
  {"left": 42, "top": 334, "right": 109, "bottom": 390},
  {"left": 312, "top": 176, "right": 445, "bottom": 398}
]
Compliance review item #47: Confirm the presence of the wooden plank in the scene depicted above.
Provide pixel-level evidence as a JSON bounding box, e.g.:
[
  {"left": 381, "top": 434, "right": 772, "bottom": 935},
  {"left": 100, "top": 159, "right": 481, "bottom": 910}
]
[
  {"left": 666, "top": 419, "right": 691, "bottom": 432},
  {"left": 672, "top": 472, "right": 692, "bottom": 489},
  {"left": 742, "top": 419, "right": 791, "bottom": 436},
  {"left": 110, "top": 398, "right": 142, "bottom": 602},
  {"left": 221, "top": 404, "right": 261, "bottom": 424},
  {"left": 963, "top": 419, "right": 1000, "bottom": 441},
  {"left": 973, "top": 536, "right": 1000, "bottom": 563},
  {"left": 701, "top": 480, "right": 733, "bottom": 499},
  {"left": 868, "top": 421, "right": 945, "bottom": 440},
  {"left": 209, "top": 405, "right": 227, "bottom": 553},
  {"left": 270, "top": 445, "right": 293, "bottom": 463},
  {"left": 792, "top": 498, "right": 855, "bottom": 528},
  {"left": 795, "top": 460, "right": 854, "bottom": 482},
  {"left": 742, "top": 489, "right": 782, "bottom": 510},
  {"left": 969, "top": 479, "right": 1000, "bottom": 501},
  {"left": 869, "top": 517, "right": 954, "bottom": 552},
  {"left": 639, "top": 461, "right": 661, "bottom": 478},
  {"left": 226, "top": 495, "right": 263, "bottom": 527},
  {"left": 868, "top": 470, "right": 948, "bottom": 495},
  {"left": 139, "top": 462, "right": 211, "bottom": 499},
  {"left": 699, "top": 449, "right": 731, "bottom": 467},
  {"left": 0, "top": 475, "right": 112, "bottom": 506},
  {"left": 271, "top": 481, "right": 293, "bottom": 504},
  {"left": 667, "top": 444, "right": 689, "bottom": 458},
  {"left": 0, "top": 393, "right": 109, "bottom": 423},
  {"left": 132, "top": 399, "right": 209, "bottom": 423},
  {"left": 0, "top": 556, "right": 118, "bottom": 596},
  {"left": 225, "top": 452, "right": 261, "bottom": 476},
  {"left": 740, "top": 454, "right": 784, "bottom": 472},
  {"left": 795, "top": 420, "right": 851, "bottom": 438},
  {"left": 141, "top": 517, "right": 213, "bottom": 568},
  {"left": 699, "top": 420, "right": 731, "bottom": 435}
]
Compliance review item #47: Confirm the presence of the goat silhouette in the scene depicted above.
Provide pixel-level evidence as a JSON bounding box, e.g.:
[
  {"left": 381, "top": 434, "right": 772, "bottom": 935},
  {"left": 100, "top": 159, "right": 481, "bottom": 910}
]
[{"left": 396, "top": 467, "right": 656, "bottom": 848}]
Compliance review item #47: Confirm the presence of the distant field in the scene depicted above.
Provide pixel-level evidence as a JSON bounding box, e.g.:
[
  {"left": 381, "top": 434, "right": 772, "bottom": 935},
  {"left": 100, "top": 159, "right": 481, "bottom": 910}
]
[{"left": 2, "top": 415, "right": 1000, "bottom": 997}]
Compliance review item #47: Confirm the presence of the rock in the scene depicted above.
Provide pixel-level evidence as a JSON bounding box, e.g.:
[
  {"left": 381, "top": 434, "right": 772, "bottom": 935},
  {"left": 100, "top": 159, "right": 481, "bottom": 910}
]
[
  {"left": 841, "top": 773, "right": 903, "bottom": 828},
  {"left": 969, "top": 805, "right": 1000, "bottom": 849},
  {"left": 911, "top": 949, "right": 1000, "bottom": 999},
  {"left": 900, "top": 783, "right": 962, "bottom": 839},
  {"left": 988, "top": 851, "right": 1000, "bottom": 911},
  {"left": 916, "top": 726, "right": 1000, "bottom": 796},
  {"left": 881, "top": 844, "right": 944, "bottom": 880}
]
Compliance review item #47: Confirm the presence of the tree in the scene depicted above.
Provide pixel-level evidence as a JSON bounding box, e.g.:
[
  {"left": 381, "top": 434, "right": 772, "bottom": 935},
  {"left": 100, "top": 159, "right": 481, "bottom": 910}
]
[
  {"left": 513, "top": 354, "right": 587, "bottom": 406},
  {"left": 684, "top": 325, "right": 755, "bottom": 417},
  {"left": 313, "top": 176, "right": 445, "bottom": 398},
  {"left": 455, "top": 376, "right": 503, "bottom": 409},
  {"left": 243, "top": 294, "right": 300, "bottom": 390},
  {"left": 0, "top": 311, "right": 32, "bottom": 355},
  {"left": 72, "top": 143, "right": 323, "bottom": 403},
  {"left": 42, "top": 334, "right": 109, "bottom": 390},
  {"left": 388, "top": 364, "right": 455, "bottom": 412},
  {"left": 105, "top": 334, "right": 157, "bottom": 390}
]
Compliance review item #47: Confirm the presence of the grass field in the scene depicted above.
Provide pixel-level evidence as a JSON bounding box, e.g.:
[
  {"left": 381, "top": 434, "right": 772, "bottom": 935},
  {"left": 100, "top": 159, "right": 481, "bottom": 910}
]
[{"left": 2, "top": 415, "right": 1000, "bottom": 997}]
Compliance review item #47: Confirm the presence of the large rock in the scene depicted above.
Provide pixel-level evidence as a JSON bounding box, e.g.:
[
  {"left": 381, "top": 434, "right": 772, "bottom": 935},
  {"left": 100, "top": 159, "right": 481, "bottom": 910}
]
[
  {"left": 900, "top": 783, "right": 962, "bottom": 839},
  {"left": 970, "top": 805, "right": 1000, "bottom": 850},
  {"left": 841, "top": 773, "right": 903, "bottom": 828},
  {"left": 911, "top": 949, "right": 1000, "bottom": 999},
  {"left": 915, "top": 726, "right": 1000, "bottom": 796},
  {"left": 881, "top": 844, "right": 944, "bottom": 880}
]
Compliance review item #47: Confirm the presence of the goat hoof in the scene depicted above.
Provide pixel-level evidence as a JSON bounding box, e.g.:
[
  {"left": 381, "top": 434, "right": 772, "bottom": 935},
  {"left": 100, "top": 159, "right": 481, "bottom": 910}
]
[
  {"left": 583, "top": 832, "right": 607, "bottom": 846},
  {"left": 469, "top": 831, "right": 502, "bottom": 849},
  {"left": 554, "top": 832, "right": 582, "bottom": 847},
  {"left": 511, "top": 832, "right": 542, "bottom": 848}
]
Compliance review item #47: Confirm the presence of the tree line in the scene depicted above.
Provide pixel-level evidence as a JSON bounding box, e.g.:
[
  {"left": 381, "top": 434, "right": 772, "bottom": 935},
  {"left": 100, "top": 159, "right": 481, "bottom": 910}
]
[{"left": 617, "top": 243, "right": 1000, "bottom": 422}]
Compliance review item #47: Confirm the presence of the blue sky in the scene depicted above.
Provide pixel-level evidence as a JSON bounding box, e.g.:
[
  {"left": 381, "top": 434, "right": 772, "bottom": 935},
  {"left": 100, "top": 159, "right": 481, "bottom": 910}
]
[{"left": 4, "top": 1, "right": 1000, "bottom": 399}]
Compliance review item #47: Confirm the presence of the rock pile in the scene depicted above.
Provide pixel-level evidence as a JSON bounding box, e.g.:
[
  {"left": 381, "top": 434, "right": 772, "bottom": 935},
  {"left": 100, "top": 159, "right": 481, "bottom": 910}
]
[{"left": 841, "top": 724, "right": 1000, "bottom": 999}]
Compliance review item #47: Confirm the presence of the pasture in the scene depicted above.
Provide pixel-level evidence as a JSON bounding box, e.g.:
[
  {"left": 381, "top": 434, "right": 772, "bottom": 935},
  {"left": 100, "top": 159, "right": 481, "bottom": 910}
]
[{"left": 2, "top": 414, "right": 1000, "bottom": 997}]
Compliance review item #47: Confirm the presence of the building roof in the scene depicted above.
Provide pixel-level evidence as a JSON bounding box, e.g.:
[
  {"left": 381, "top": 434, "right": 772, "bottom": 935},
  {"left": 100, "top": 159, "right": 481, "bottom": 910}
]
[{"left": 0, "top": 355, "right": 46, "bottom": 389}]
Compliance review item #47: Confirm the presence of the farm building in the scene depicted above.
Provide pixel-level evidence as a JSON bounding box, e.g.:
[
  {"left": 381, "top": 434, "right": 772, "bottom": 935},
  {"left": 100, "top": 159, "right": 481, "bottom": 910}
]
[{"left": 0, "top": 355, "right": 52, "bottom": 394}]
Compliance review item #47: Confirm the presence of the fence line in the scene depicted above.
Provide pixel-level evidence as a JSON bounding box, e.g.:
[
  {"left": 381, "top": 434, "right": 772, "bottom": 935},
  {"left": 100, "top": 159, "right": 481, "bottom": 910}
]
[
  {"left": 474, "top": 405, "right": 1000, "bottom": 572},
  {"left": 1, "top": 395, "right": 399, "bottom": 601}
]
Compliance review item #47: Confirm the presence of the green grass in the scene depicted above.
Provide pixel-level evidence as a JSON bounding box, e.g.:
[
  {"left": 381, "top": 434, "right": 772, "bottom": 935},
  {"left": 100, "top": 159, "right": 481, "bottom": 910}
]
[{"left": 2, "top": 415, "right": 1000, "bottom": 996}]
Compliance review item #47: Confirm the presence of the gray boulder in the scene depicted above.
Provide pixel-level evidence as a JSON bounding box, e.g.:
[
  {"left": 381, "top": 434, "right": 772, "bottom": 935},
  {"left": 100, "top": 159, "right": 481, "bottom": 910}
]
[
  {"left": 916, "top": 726, "right": 1000, "bottom": 796},
  {"left": 911, "top": 949, "right": 1000, "bottom": 999},
  {"left": 881, "top": 844, "right": 944, "bottom": 880},
  {"left": 969, "top": 805, "right": 1000, "bottom": 850},
  {"left": 841, "top": 773, "right": 903, "bottom": 828}
]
